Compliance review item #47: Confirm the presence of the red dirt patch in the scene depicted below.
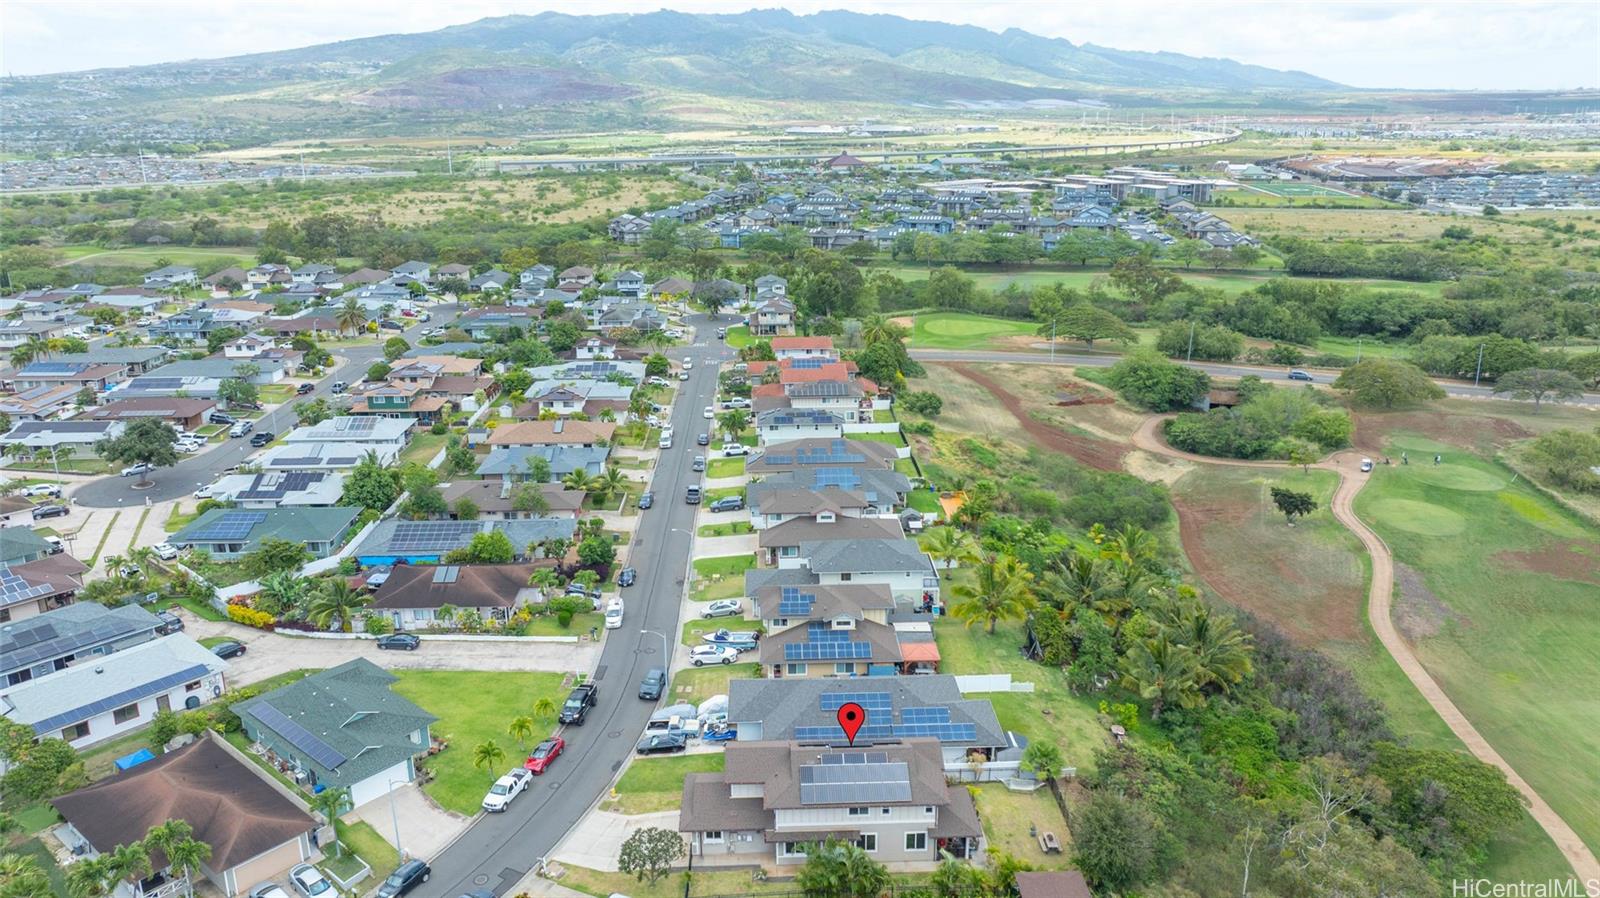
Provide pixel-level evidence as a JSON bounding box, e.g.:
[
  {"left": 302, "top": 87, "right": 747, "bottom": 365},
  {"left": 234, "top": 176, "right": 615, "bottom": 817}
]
[
  {"left": 946, "top": 364, "right": 1125, "bottom": 471},
  {"left": 1493, "top": 541, "right": 1600, "bottom": 584},
  {"left": 1354, "top": 409, "right": 1532, "bottom": 454}
]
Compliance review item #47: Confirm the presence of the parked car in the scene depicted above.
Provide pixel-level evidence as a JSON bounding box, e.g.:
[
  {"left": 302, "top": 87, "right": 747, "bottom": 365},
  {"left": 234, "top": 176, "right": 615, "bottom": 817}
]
[
  {"left": 722, "top": 397, "right": 752, "bottom": 409},
  {"left": 1360, "top": 457, "right": 1375, "bottom": 473},
  {"left": 702, "top": 405, "right": 714, "bottom": 419},
  {"left": 636, "top": 733, "right": 689, "bottom": 755},
  {"left": 690, "top": 644, "right": 741, "bottom": 666},
  {"left": 228, "top": 421, "right": 254, "bottom": 438},
  {"left": 375, "top": 859, "right": 431, "bottom": 897},
  {"left": 154, "top": 543, "right": 180, "bottom": 560},
  {"left": 482, "top": 769, "right": 531, "bottom": 811},
  {"left": 211, "top": 640, "right": 247, "bottom": 659},
  {"left": 289, "top": 864, "right": 333, "bottom": 897},
  {"left": 43, "top": 536, "right": 63, "bottom": 555},
  {"left": 248, "top": 884, "right": 292, "bottom": 898},
  {"left": 1287, "top": 369, "right": 1314, "bottom": 382},
  {"left": 692, "top": 456, "right": 705, "bottom": 472},
  {"left": 155, "top": 610, "right": 184, "bottom": 635},
  {"left": 682, "top": 358, "right": 693, "bottom": 370},
  {"left": 120, "top": 463, "right": 153, "bottom": 477},
  {"left": 20, "top": 484, "right": 61, "bottom": 498},
  {"left": 208, "top": 411, "right": 236, "bottom": 425},
  {"left": 379, "top": 319, "right": 405, "bottom": 331},
  {"left": 523, "top": 737, "right": 566, "bottom": 775},
  {"left": 637, "top": 491, "right": 654, "bottom": 510},
  {"left": 559, "top": 683, "right": 599, "bottom": 725},
  {"left": 645, "top": 376, "right": 669, "bottom": 386},
  {"left": 604, "top": 598, "right": 625, "bottom": 630},
  {"left": 701, "top": 599, "right": 742, "bottom": 619},
  {"left": 295, "top": 382, "right": 315, "bottom": 395},
  {"left": 678, "top": 371, "right": 690, "bottom": 381},
  {"left": 249, "top": 431, "right": 275, "bottom": 447},
  {"left": 709, "top": 495, "right": 744, "bottom": 513},
  {"left": 618, "top": 567, "right": 637, "bottom": 588},
  {"left": 685, "top": 484, "right": 702, "bottom": 504},
  {"left": 331, "top": 381, "right": 347, "bottom": 394},
  {"left": 565, "top": 583, "right": 602, "bottom": 600},
  {"left": 638, "top": 668, "right": 666, "bottom": 700},
  {"left": 118, "top": 564, "right": 141, "bottom": 579},
  {"left": 31, "top": 504, "right": 69, "bottom": 519},
  {"left": 720, "top": 444, "right": 749, "bottom": 457},
  {"left": 716, "top": 327, "right": 727, "bottom": 339},
  {"left": 376, "top": 633, "right": 421, "bottom": 651},
  {"left": 658, "top": 433, "right": 673, "bottom": 449},
  {"left": 697, "top": 432, "right": 709, "bottom": 446}
]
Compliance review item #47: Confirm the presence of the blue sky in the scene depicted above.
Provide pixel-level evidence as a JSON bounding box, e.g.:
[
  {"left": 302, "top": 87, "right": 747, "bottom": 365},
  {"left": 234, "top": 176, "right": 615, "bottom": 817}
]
[{"left": 3, "top": 0, "right": 1597, "bottom": 89}]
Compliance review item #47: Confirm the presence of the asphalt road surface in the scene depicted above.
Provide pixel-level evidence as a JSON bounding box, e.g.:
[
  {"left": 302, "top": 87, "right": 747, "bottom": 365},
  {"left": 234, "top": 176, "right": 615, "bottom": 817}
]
[
  {"left": 908, "top": 347, "right": 1600, "bottom": 407},
  {"left": 425, "top": 313, "right": 733, "bottom": 898},
  {"left": 74, "top": 307, "right": 460, "bottom": 507}
]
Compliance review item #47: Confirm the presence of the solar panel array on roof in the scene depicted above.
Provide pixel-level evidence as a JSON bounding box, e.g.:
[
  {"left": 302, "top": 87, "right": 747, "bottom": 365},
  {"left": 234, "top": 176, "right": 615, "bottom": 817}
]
[
  {"left": 250, "top": 703, "right": 348, "bottom": 770},
  {"left": 432, "top": 566, "right": 460, "bottom": 584},
  {"left": 22, "top": 362, "right": 88, "bottom": 374},
  {"left": 811, "top": 468, "right": 861, "bottom": 490},
  {"left": 789, "top": 358, "right": 827, "bottom": 369},
  {"left": 186, "top": 510, "right": 267, "bottom": 542},
  {"left": 798, "top": 754, "right": 911, "bottom": 805},
  {"left": 786, "top": 625, "right": 873, "bottom": 661},
  {"left": 31, "top": 664, "right": 212, "bottom": 735},
  {"left": 0, "top": 566, "right": 54, "bottom": 607},
  {"left": 820, "top": 692, "right": 892, "bottom": 713},
  {"left": 0, "top": 619, "right": 132, "bottom": 671},
  {"left": 778, "top": 586, "right": 815, "bottom": 617},
  {"left": 387, "top": 521, "right": 482, "bottom": 553},
  {"left": 330, "top": 417, "right": 377, "bottom": 433},
  {"left": 132, "top": 378, "right": 185, "bottom": 391}
]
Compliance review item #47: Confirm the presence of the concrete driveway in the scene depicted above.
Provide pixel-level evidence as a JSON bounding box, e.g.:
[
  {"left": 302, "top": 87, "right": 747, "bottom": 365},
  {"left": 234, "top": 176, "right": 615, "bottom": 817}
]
[
  {"left": 178, "top": 610, "right": 598, "bottom": 687},
  {"left": 349, "top": 783, "right": 468, "bottom": 864}
]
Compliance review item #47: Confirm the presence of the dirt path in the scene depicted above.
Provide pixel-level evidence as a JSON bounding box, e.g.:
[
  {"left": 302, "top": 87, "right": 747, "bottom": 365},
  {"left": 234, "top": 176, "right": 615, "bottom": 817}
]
[
  {"left": 1133, "top": 414, "right": 1600, "bottom": 880},
  {"left": 945, "top": 364, "right": 1126, "bottom": 471}
]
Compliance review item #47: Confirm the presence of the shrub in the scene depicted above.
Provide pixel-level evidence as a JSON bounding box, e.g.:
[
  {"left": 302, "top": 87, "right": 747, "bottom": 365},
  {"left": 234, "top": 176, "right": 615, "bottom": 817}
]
[
  {"left": 904, "top": 420, "right": 935, "bottom": 437},
  {"left": 227, "top": 604, "right": 276, "bottom": 629},
  {"left": 899, "top": 390, "right": 943, "bottom": 417},
  {"left": 556, "top": 609, "right": 574, "bottom": 628},
  {"left": 363, "top": 613, "right": 392, "bottom": 635},
  {"left": 1106, "top": 349, "right": 1210, "bottom": 411},
  {"left": 430, "top": 420, "right": 448, "bottom": 435}
]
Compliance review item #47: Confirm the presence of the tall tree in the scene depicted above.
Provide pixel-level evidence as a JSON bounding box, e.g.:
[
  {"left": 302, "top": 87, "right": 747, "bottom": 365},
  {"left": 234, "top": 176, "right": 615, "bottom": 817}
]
[
  {"left": 472, "top": 739, "right": 506, "bottom": 781},
  {"left": 144, "top": 819, "right": 211, "bottom": 898},
  {"left": 617, "top": 827, "right": 685, "bottom": 885},
  {"left": 951, "top": 553, "right": 1037, "bottom": 635},
  {"left": 1270, "top": 487, "right": 1318, "bottom": 525},
  {"left": 1492, "top": 367, "right": 1585, "bottom": 412},
  {"left": 922, "top": 526, "right": 978, "bottom": 571},
  {"left": 335, "top": 297, "right": 366, "bottom": 336},
  {"left": 93, "top": 418, "right": 178, "bottom": 487},
  {"left": 794, "top": 837, "right": 891, "bottom": 898},
  {"left": 1158, "top": 601, "right": 1253, "bottom": 694},
  {"left": 308, "top": 580, "right": 370, "bottom": 632},
  {"left": 1119, "top": 634, "right": 1203, "bottom": 720},
  {"left": 1333, "top": 359, "right": 1444, "bottom": 409},
  {"left": 308, "top": 788, "right": 350, "bottom": 857},
  {"left": 1055, "top": 303, "right": 1137, "bottom": 350}
]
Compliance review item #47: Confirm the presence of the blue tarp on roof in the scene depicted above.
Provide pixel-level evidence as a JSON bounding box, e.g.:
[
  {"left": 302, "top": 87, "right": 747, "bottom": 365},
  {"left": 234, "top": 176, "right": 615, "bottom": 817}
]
[{"left": 115, "top": 748, "right": 155, "bottom": 771}]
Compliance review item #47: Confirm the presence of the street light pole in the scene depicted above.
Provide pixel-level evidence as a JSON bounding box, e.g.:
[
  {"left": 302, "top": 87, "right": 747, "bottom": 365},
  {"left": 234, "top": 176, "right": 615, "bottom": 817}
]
[
  {"left": 386, "top": 779, "right": 406, "bottom": 860},
  {"left": 640, "top": 628, "right": 669, "bottom": 662},
  {"left": 1185, "top": 320, "right": 1195, "bottom": 363},
  {"left": 1473, "top": 343, "right": 1486, "bottom": 388}
]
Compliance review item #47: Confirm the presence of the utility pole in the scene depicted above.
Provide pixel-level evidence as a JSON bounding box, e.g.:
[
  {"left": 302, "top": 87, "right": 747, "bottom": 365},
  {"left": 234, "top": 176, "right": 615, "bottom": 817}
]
[
  {"left": 1355, "top": 337, "right": 1363, "bottom": 364},
  {"left": 1186, "top": 320, "right": 1196, "bottom": 362},
  {"left": 1050, "top": 321, "right": 1056, "bottom": 362},
  {"left": 446, "top": 137, "right": 454, "bottom": 175},
  {"left": 1473, "top": 343, "right": 1486, "bottom": 388}
]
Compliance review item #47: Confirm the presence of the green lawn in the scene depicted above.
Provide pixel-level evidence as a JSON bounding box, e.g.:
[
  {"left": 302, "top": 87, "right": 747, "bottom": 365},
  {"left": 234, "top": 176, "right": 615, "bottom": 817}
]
[
  {"left": 690, "top": 554, "right": 754, "bottom": 602},
  {"left": 703, "top": 485, "right": 745, "bottom": 504},
  {"left": 258, "top": 384, "right": 295, "bottom": 404},
  {"left": 399, "top": 431, "right": 447, "bottom": 466},
  {"left": 523, "top": 610, "right": 604, "bottom": 637},
  {"left": 907, "top": 489, "right": 943, "bottom": 517},
  {"left": 389, "top": 670, "right": 567, "bottom": 815},
  {"left": 198, "top": 636, "right": 233, "bottom": 649},
  {"left": 10, "top": 803, "right": 60, "bottom": 835},
  {"left": 706, "top": 457, "right": 745, "bottom": 479},
  {"left": 1353, "top": 434, "right": 1600, "bottom": 860},
  {"left": 669, "top": 662, "right": 760, "bottom": 705},
  {"left": 8, "top": 838, "right": 68, "bottom": 898},
  {"left": 335, "top": 819, "right": 400, "bottom": 880},
  {"left": 910, "top": 311, "right": 1039, "bottom": 350},
  {"left": 2, "top": 457, "right": 114, "bottom": 475},
  {"left": 560, "top": 864, "right": 830, "bottom": 898},
  {"left": 697, "top": 521, "right": 753, "bottom": 537},
  {"left": 56, "top": 244, "right": 257, "bottom": 270},
  {"left": 885, "top": 265, "right": 1447, "bottom": 302},
  {"left": 973, "top": 784, "right": 1075, "bottom": 869},
  {"left": 724, "top": 325, "right": 753, "bottom": 349},
  {"left": 608, "top": 753, "right": 725, "bottom": 814}
]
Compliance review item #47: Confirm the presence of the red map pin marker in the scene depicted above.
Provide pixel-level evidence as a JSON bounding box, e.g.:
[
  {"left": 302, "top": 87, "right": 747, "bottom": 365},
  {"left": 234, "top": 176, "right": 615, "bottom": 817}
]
[{"left": 837, "top": 702, "right": 866, "bottom": 746}]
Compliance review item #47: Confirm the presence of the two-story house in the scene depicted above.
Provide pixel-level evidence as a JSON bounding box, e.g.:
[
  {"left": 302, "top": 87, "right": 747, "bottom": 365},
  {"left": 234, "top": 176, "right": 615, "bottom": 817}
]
[
  {"left": 678, "top": 739, "right": 980, "bottom": 865},
  {"left": 0, "top": 602, "right": 160, "bottom": 687},
  {"left": 756, "top": 409, "right": 846, "bottom": 444},
  {"left": 751, "top": 296, "right": 797, "bottom": 337},
  {"left": 770, "top": 336, "right": 837, "bottom": 361}
]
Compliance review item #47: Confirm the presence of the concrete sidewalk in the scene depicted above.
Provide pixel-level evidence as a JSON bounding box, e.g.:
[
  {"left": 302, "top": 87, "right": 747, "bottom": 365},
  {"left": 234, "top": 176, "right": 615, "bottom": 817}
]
[
  {"left": 551, "top": 809, "right": 679, "bottom": 872},
  {"left": 349, "top": 783, "right": 468, "bottom": 864}
]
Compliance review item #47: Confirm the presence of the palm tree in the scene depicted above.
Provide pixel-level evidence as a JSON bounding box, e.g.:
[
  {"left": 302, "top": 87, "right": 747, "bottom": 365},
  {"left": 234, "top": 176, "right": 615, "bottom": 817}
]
[
  {"left": 951, "top": 553, "right": 1037, "bottom": 635},
  {"left": 307, "top": 580, "right": 370, "bottom": 633},
  {"left": 1042, "top": 548, "right": 1107, "bottom": 614},
  {"left": 716, "top": 409, "right": 750, "bottom": 443},
  {"left": 308, "top": 788, "right": 349, "bottom": 857},
  {"left": 436, "top": 604, "right": 458, "bottom": 628},
  {"left": 0, "top": 854, "right": 50, "bottom": 898},
  {"left": 49, "top": 444, "right": 76, "bottom": 478},
  {"left": 257, "top": 570, "right": 311, "bottom": 617},
  {"left": 1103, "top": 524, "right": 1160, "bottom": 575},
  {"left": 561, "top": 468, "right": 598, "bottom": 494},
  {"left": 472, "top": 739, "right": 506, "bottom": 780},
  {"left": 1159, "top": 602, "right": 1253, "bottom": 694},
  {"left": 1120, "top": 634, "right": 1204, "bottom": 721},
  {"left": 128, "top": 546, "right": 157, "bottom": 575},
  {"left": 107, "top": 842, "right": 151, "bottom": 889},
  {"left": 103, "top": 555, "right": 126, "bottom": 577},
  {"left": 591, "top": 465, "right": 629, "bottom": 504},
  {"left": 532, "top": 696, "right": 558, "bottom": 722},
  {"left": 922, "top": 526, "right": 977, "bottom": 572},
  {"left": 627, "top": 395, "right": 650, "bottom": 424},
  {"left": 336, "top": 297, "right": 365, "bottom": 337},
  {"left": 508, "top": 716, "right": 535, "bottom": 747},
  {"left": 145, "top": 820, "right": 211, "bottom": 898},
  {"left": 860, "top": 314, "right": 906, "bottom": 348},
  {"left": 65, "top": 854, "right": 117, "bottom": 898},
  {"left": 640, "top": 328, "right": 672, "bottom": 350}
]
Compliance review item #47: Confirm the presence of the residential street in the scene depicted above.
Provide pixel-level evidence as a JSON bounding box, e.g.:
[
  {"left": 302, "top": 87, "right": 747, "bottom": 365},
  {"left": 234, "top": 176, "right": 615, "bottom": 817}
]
[
  {"left": 71, "top": 306, "right": 460, "bottom": 507},
  {"left": 424, "top": 313, "right": 734, "bottom": 897}
]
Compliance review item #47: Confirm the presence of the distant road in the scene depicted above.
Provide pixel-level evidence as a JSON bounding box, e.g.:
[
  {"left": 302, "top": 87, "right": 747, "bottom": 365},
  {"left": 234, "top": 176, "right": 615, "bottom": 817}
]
[
  {"left": 908, "top": 347, "right": 1600, "bottom": 408},
  {"left": 0, "top": 169, "right": 415, "bottom": 196}
]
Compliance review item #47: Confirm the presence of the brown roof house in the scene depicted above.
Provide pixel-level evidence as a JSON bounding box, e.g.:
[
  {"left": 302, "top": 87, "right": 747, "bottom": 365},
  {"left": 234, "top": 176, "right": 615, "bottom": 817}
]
[
  {"left": 1015, "top": 873, "right": 1094, "bottom": 898},
  {"left": 487, "top": 419, "right": 615, "bottom": 448},
  {"left": 438, "top": 479, "right": 586, "bottom": 520},
  {"left": 83, "top": 396, "right": 217, "bottom": 430},
  {"left": 369, "top": 563, "right": 548, "bottom": 632},
  {"left": 678, "top": 739, "right": 980, "bottom": 866},
  {"left": 52, "top": 734, "right": 319, "bottom": 897}
]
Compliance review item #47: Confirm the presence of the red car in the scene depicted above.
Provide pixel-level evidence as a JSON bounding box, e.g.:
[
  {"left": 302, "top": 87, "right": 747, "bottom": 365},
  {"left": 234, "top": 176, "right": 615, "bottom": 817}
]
[{"left": 523, "top": 736, "right": 565, "bottom": 775}]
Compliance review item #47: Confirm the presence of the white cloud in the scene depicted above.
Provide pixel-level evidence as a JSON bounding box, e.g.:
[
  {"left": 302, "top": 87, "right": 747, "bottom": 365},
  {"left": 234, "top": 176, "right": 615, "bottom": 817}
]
[{"left": 1, "top": 0, "right": 1595, "bottom": 89}]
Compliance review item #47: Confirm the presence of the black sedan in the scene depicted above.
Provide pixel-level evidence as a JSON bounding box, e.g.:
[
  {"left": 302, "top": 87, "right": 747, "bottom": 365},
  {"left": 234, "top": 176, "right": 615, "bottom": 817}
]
[
  {"left": 618, "top": 567, "right": 637, "bottom": 588},
  {"left": 32, "top": 504, "right": 69, "bottom": 519},
  {"left": 635, "top": 732, "right": 688, "bottom": 755},
  {"left": 637, "top": 491, "right": 654, "bottom": 510},
  {"left": 376, "top": 633, "right": 421, "bottom": 651},
  {"left": 211, "top": 640, "right": 247, "bottom": 659},
  {"left": 249, "top": 431, "right": 275, "bottom": 447},
  {"left": 295, "top": 383, "right": 315, "bottom": 395}
]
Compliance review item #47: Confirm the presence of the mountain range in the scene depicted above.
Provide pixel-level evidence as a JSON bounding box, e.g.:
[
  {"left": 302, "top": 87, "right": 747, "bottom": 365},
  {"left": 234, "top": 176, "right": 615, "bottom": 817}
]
[{"left": 1, "top": 9, "right": 1345, "bottom": 150}]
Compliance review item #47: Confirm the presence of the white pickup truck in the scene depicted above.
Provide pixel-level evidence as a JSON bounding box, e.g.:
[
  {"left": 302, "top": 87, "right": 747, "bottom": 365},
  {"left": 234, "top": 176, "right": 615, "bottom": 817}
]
[{"left": 481, "top": 768, "right": 531, "bottom": 812}]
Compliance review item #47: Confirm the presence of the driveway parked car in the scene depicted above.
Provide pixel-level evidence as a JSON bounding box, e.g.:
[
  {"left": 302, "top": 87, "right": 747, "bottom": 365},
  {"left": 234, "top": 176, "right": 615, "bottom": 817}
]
[
  {"left": 155, "top": 610, "right": 184, "bottom": 635},
  {"left": 379, "top": 319, "right": 405, "bottom": 331},
  {"left": 376, "top": 633, "right": 421, "bottom": 651},
  {"left": 248, "top": 884, "right": 292, "bottom": 898},
  {"left": 636, "top": 732, "right": 689, "bottom": 755},
  {"left": 701, "top": 599, "right": 742, "bottom": 619},
  {"left": 20, "top": 484, "right": 61, "bottom": 498},
  {"left": 690, "top": 644, "right": 740, "bottom": 666},
  {"left": 154, "top": 543, "right": 180, "bottom": 560},
  {"left": 31, "top": 504, "right": 69, "bottom": 519},
  {"left": 709, "top": 495, "right": 744, "bottom": 513},
  {"left": 720, "top": 444, "right": 749, "bottom": 457},
  {"left": 120, "top": 463, "right": 153, "bottom": 477},
  {"left": 524, "top": 736, "right": 566, "bottom": 774},
  {"left": 375, "top": 859, "right": 431, "bottom": 897},
  {"left": 211, "top": 640, "right": 247, "bottom": 659},
  {"left": 289, "top": 864, "right": 333, "bottom": 897}
]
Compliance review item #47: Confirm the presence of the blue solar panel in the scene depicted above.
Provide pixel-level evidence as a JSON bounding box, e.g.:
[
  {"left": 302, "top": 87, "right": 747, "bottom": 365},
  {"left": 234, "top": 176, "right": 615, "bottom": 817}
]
[
  {"left": 388, "top": 521, "right": 482, "bottom": 553},
  {"left": 778, "top": 586, "right": 815, "bottom": 617},
  {"left": 820, "top": 692, "right": 892, "bottom": 712},
  {"left": 186, "top": 510, "right": 267, "bottom": 542},
  {"left": 31, "top": 664, "right": 212, "bottom": 735},
  {"left": 790, "top": 358, "right": 827, "bottom": 369},
  {"left": 787, "top": 637, "right": 873, "bottom": 661},
  {"left": 249, "top": 702, "right": 348, "bottom": 770},
  {"left": 812, "top": 468, "right": 861, "bottom": 490},
  {"left": 894, "top": 723, "right": 978, "bottom": 740},
  {"left": 900, "top": 707, "right": 951, "bottom": 723}
]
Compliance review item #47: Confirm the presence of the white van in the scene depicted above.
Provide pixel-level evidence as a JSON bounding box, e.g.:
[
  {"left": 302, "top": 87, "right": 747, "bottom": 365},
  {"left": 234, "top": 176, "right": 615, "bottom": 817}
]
[
  {"left": 658, "top": 432, "right": 673, "bottom": 449},
  {"left": 604, "top": 598, "right": 625, "bottom": 630}
]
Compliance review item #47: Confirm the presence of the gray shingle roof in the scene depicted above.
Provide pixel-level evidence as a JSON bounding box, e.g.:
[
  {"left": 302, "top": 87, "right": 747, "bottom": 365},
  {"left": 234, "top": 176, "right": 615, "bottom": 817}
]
[
  {"left": 801, "top": 539, "right": 933, "bottom": 574},
  {"left": 0, "top": 603, "right": 160, "bottom": 675},
  {"left": 0, "top": 635, "right": 226, "bottom": 733}
]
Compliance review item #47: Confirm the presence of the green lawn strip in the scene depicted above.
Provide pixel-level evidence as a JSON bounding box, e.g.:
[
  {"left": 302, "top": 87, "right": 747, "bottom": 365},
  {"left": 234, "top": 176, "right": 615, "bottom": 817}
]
[
  {"left": 907, "top": 490, "right": 943, "bottom": 516},
  {"left": 894, "top": 457, "right": 918, "bottom": 477},
  {"left": 608, "top": 753, "right": 724, "bottom": 814},
  {"left": 333, "top": 819, "right": 400, "bottom": 880},
  {"left": 697, "top": 521, "right": 753, "bottom": 537},
  {"left": 389, "top": 670, "right": 567, "bottom": 815},
  {"left": 973, "top": 784, "right": 1075, "bottom": 869},
  {"left": 1353, "top": 439, "right": 1600, "bottom": 859},
  {"left": 706, "top": 457, "right": 744, "bottom": 479},
  {"left": 11, "top": 803, "right": 61, "bottom": 835},
  {"left": 559, "top": 864, "right": 836, "bottom": 898},
  {"left": 3, "top": 458, "right": 114, "bottom": 475},
  {"left": 131, "top": 506, "right": 151, "bottom": 547},
  {"left": 702, "top": 486, "right": 744, "bottom": 504},
  {"left": 10, "top": 838, "right": 68, "bottom": 898},
  {"left": 668, "top": 662, "right": 760, "bottom": 705},
  {"left": 723, "top": 325, "right": 753, "bottom": 349},
  {"left": 170, "top": 592, "right": 227, "bottom": 621},
  {"left": 522, "top": 611, "right": 603, "bottom": 637},
  {"left": 166, "top": 505, "right": 204, "bottom": 532},
  {"left": 846, "top": 431, "right": 904, "bottom": 446},
  {"left": 399, "top": 431, "right": 447, "bottom": 466},
  {"left": 86, "top": 511, "right": 120, "bottom": 567},
  {"left": 689, "top": 554, "right": 753, "bottom": 602},
  {"left": 258, "top": 385, "right": 295, "bottom": 403}
]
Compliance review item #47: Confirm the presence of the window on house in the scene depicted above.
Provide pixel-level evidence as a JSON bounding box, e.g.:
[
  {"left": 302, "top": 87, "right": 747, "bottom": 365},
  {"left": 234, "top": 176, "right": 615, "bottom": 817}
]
[
  {"left": 923, "top": 578, "right": 940, "bottom": 589},
  {"left": 62, "top": 722, "right": 89, "bottom": 741},
  {"left": 112, "top": 703, "right": 140, "bottom": 725},
  {"left": 847, "top": 807, "right": 870, "bottom": 817},
  {"left": 185, "top": 681, "right": 201, "bottom": 692},
  {"left": 925, "top": 806, "right": 935, "bottom": 815},
  {"left": 838, "top": 573, "right": 852, "bottom": 582},
  {"left": 905, "top": 832, "right": 927, "bottom": 852},
  {"left": 779, "top": 546, "right": 798, "bottom": 557},
  {"left": 703, "top": 831, "right": 724, "bottom": 843},
  {"left": 834, "top": 663, "right": 855, "bottom": 676},
  {"left": 785, "top": 663, "right": 808, "bottom": 676},
  {"left": 856, "top": 834, "right": 877, "bottom": 852},
  {"left": 768, "top": 619, "right": 789, "bottom": 629}
]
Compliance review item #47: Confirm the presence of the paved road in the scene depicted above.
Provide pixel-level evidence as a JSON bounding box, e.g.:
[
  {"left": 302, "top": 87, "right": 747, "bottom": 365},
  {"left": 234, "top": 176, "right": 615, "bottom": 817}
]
[
  {"left": 74, "top": 307, "right": 460, "bottom": 507},
  {"left": 1129, "top": 416, "right": 1600, "bottom": 881},
  {"left": 909, "top": 347, "right": 1600, "bottom": 407},
  {"left": 426, "top": 313, "right": 734, "bottom": 898}
]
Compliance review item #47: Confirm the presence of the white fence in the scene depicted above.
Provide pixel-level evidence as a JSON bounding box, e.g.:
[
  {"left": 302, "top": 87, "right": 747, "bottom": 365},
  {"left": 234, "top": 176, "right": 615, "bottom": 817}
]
[
  {"left": 954, "top": 673, "right": 1035, "bottom": 694},
  {"left": 841, "top": 421, "right": 902, "bottom": 435},
  {"left": 944, "top": 759, "right": 1023, "bottom": 783},
  {"left": 270, "top": 629, "right": 578, "bottom": 644}
]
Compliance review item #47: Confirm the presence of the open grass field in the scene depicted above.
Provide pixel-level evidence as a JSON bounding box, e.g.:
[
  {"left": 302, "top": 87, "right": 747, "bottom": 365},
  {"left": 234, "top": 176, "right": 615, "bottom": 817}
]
[
  {"left": 972, "top": 784, "right": 1074, "bottom": 869},
  {"left": 1246, "top": 181, "right": 1358, "bottom": 197},
  {"left": 53, "top": 244, "right": 258, "bottom": 270},
  {"left": 389, "top": 670, "right": 567, "bottom": 815},
  {"left": 909, "top": 311, "right": 1040, "bottom": 350},
  {"left": 669, "top": 661, "right": 759, "bottom": 705},
  {"left": 880, "top": 264, "right": 1447, "bottom": 302},
  {"left": 1354, "top": 434, "right": 1600, "bottom": 862},
  {"left": 607, "top": 753, "right": 725, "bottom": 815},
  {"left": 689, "top": 554, "right": 753, "bottom": 602}
]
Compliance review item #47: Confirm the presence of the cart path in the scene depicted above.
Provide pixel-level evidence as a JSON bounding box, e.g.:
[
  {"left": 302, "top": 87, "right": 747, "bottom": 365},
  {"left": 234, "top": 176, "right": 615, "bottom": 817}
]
[{"left": 1131, "top": 414, "right": 1599, "bottom": 880}]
